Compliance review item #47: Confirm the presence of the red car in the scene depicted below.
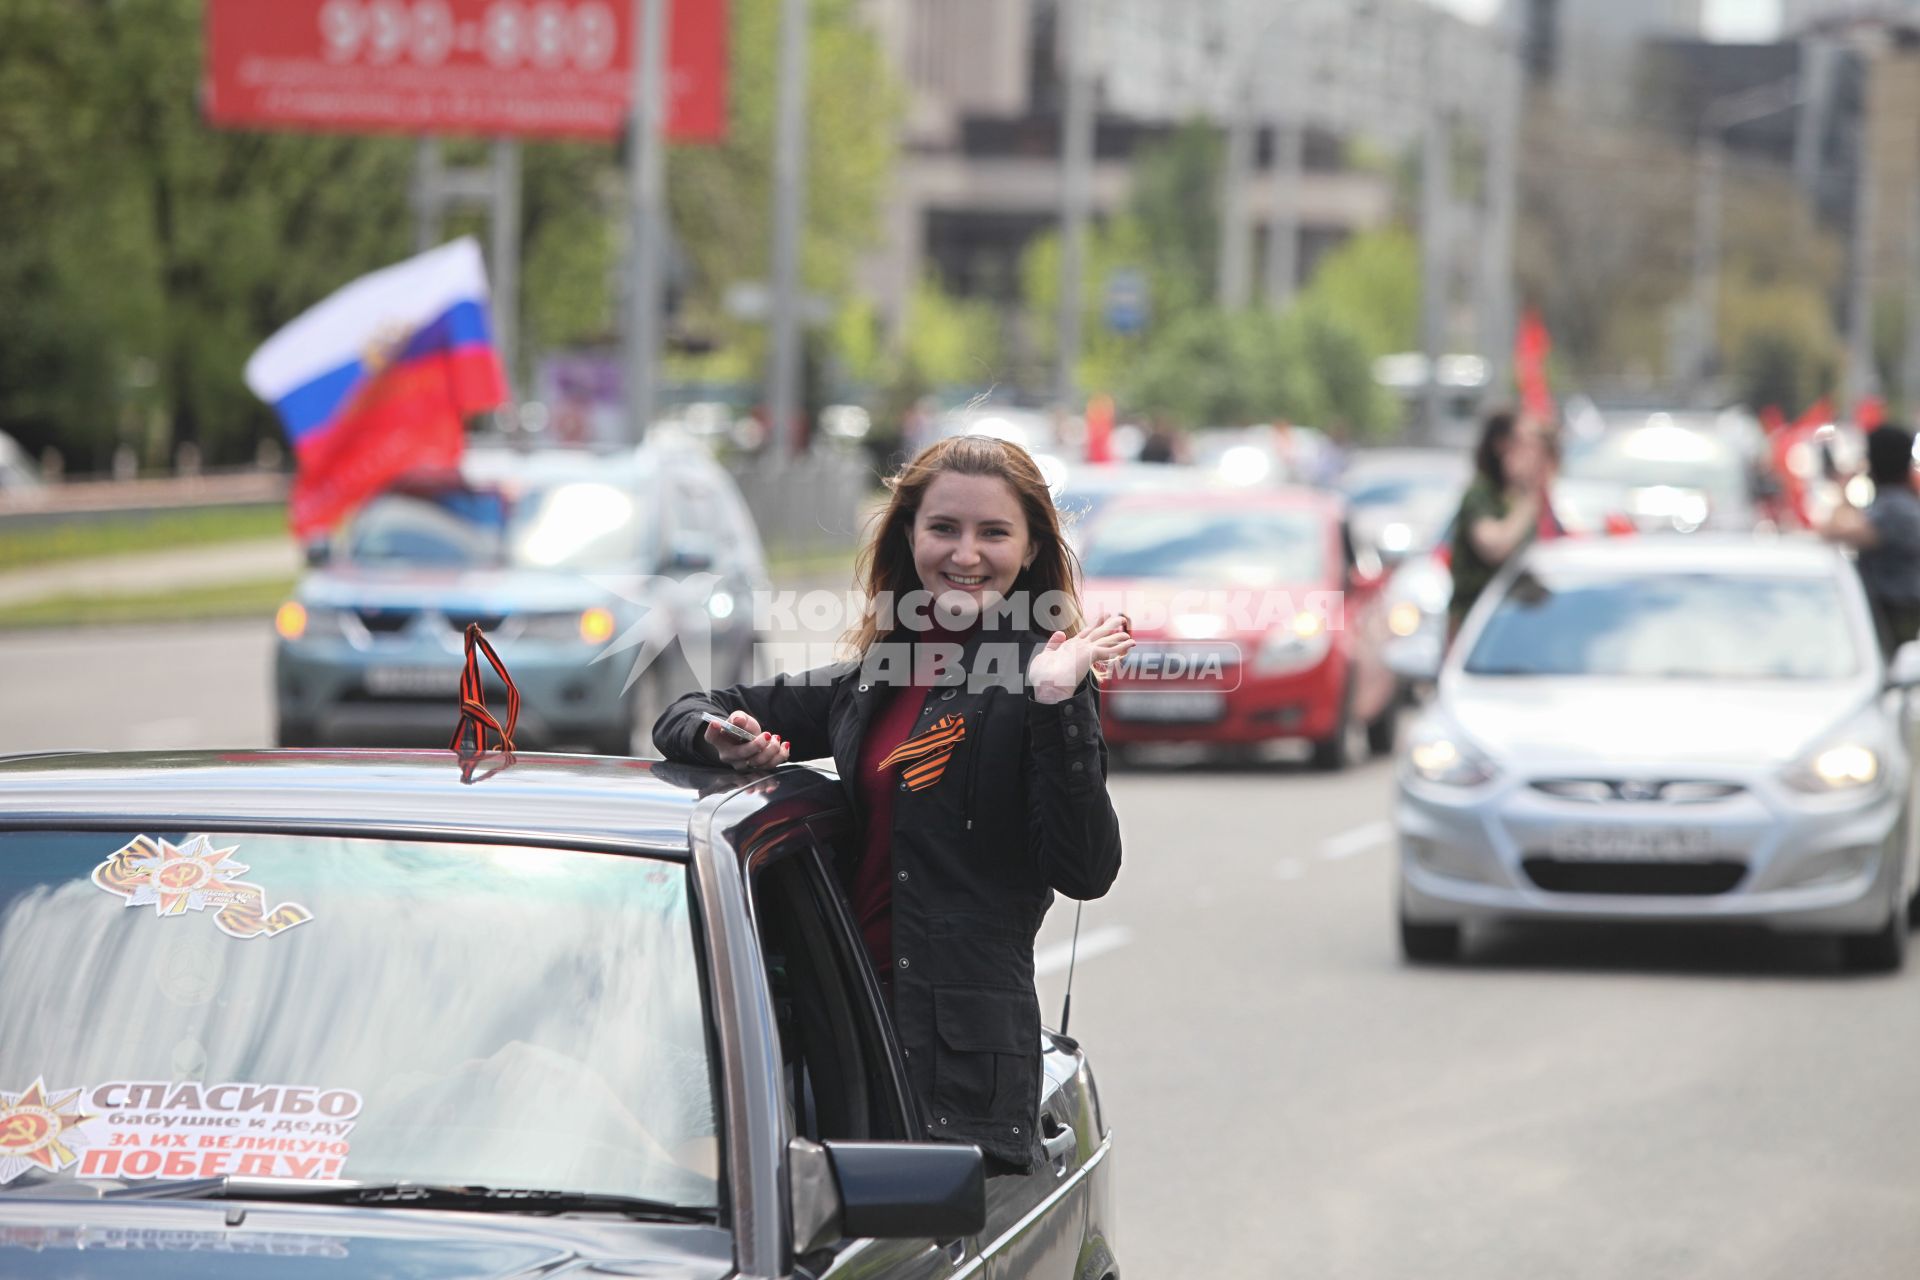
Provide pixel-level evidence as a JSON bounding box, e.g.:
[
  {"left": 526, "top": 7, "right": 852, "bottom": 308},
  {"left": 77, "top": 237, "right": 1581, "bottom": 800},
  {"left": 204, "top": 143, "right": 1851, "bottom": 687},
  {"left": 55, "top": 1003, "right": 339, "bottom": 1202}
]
[{"left": 1077, "top": 488, "right": 1398, "bottom": 769}]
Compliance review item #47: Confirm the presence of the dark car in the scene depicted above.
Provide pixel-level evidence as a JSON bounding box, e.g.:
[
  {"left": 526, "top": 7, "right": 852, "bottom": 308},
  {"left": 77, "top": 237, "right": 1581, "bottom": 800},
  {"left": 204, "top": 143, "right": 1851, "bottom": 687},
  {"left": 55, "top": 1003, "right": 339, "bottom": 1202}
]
[
  {"left": 0, "top": 751, "right": 1118, "bottom": 1279},
  {"left": 274, "top": 439, "right": 767, "bottom": 754}
]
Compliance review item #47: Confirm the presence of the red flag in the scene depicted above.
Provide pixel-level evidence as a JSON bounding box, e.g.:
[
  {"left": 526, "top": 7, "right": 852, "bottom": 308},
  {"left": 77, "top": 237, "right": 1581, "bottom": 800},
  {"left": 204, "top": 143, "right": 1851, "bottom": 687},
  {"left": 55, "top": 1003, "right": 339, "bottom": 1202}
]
[
  {"left": 1514, "top": 308, "right": 1554, "bottom": 420},
  {"left": 244, "top": 240, "right": 508, "bottom": 540},
  {"left": 1084, "top": 394, "right": 1115, "bottom": 464}
]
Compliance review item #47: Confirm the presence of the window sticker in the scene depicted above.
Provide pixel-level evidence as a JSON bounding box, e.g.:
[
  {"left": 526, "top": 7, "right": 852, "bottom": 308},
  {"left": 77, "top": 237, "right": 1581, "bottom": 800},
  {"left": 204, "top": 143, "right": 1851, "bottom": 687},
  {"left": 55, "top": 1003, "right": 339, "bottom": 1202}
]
[
  {"left": 91, "top": 835, "right": 313, "bottom": 939},
  {"left": 0, "top": 1079, "right": 363, "bottom": 1185},
  {"left": 0, "top": 1080, "right": 95, "bottom": 1185}
]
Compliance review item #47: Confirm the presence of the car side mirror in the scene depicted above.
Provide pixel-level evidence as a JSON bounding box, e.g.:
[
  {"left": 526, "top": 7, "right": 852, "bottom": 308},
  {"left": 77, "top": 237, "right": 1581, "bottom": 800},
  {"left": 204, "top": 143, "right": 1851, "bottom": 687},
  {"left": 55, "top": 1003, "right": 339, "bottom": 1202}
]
[
  {"left": 1888, "top": 640, "right": 1920, "bottom": 689},
  {"left": 303, "top": 540, "right": 332, "bottom": 568},
  {"left": 789, "top": 1137, "right": 985, "bottom": 1255},
  {"left": 666, "top": 534, "right": 715, "bottom": 573}
]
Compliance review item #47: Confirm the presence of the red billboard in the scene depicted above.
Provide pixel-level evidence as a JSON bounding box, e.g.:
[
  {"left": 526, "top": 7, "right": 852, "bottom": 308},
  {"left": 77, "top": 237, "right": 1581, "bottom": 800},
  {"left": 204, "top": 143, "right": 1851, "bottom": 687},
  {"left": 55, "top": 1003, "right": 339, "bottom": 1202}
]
[{"left": 204, "top": 0, "right": 726, "bottom": 142}]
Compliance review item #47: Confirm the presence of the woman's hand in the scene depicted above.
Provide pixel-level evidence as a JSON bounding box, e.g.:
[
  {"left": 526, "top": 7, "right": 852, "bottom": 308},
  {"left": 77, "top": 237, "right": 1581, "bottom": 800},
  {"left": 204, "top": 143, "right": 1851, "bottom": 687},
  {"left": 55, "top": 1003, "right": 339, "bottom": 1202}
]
[
  {"left": 1029, "top": 614, "right": 1135, "bottom": 705},
  {"left": 704, "top": 710, "right": 791, "bottom": 771}
]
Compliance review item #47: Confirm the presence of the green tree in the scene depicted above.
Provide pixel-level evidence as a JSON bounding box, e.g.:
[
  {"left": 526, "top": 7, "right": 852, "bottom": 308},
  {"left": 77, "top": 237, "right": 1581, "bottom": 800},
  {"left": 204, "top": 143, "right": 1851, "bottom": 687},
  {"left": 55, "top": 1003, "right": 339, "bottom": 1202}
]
[
  {"left": 1017, "top": 214, "right": 1156, "bottom": 396},
  {"left": 0, "top": 0, "right": 901, "bottom": 469},
  {"left": 1295, "top": 228, "right": 1421, "bottom": 355},
  {"left": 665, "top": 0, "right": 897, "bottom": 377},
  {"left": 1128, "top": 120, "right": 1223, "bottom": 319},
  {"left": 1282, "top": 301, "right": 1400, "bottom": 437},
  {"left": 1720, "top": 277, "right": 1839, "bottom": 419}
]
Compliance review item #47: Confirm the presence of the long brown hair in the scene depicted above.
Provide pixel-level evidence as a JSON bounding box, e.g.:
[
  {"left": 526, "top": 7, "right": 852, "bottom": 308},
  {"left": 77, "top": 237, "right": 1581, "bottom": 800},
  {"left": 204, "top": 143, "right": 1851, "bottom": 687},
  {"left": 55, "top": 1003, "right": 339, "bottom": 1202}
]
[{"left": 843, "top": 434, "right": 1083, "bottom": 658}]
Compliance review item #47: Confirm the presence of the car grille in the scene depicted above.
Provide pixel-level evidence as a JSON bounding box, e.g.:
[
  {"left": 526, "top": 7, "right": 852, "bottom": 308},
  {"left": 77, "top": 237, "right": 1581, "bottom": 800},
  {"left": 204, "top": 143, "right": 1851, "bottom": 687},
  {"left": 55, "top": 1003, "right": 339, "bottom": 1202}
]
[
  {"left": 354, "top": 607, "right": 417, "bottom": 634},
  {"left": 444, "top": 610, "right": 510, "bottom": 632},
  {"left": 1530, "top": 779, "right": 1745, "bottom": 804},
  {"left": 1521, "top": 857, "right": 1747, "bottom": 896}
]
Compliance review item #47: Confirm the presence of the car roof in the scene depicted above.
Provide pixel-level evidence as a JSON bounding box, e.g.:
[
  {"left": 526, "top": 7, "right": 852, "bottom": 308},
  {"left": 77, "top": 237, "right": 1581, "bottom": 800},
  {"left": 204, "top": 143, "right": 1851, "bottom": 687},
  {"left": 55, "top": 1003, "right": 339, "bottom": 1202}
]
[
  {"left": 1520, "top": 533, "right": 1847, "bottom": 578},
  {"left": 0, "top": 751, "right": 833, "bottom": 856},
  {"left": 459, "top": 436, "right": 723, "bottom": 488},
  {"left": 1339, "top": 448, "right": 1470, "bottom": 477},
  {"left": 1054, "top": 463, "right": 1218, "bottom": 495}
]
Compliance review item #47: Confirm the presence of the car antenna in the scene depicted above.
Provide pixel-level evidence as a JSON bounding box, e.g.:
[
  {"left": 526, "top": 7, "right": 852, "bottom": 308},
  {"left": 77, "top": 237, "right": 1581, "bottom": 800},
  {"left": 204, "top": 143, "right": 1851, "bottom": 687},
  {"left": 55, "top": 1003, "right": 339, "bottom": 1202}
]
[{"left": 1058, "top": 901, "right": 1084, "bottom": 1038}]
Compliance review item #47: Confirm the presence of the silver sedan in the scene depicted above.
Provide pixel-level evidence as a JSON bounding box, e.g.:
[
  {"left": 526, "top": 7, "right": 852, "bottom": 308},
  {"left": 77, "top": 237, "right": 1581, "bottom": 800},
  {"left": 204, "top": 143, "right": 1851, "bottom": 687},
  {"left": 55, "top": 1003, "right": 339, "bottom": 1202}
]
[{"left": 1396, "top": 535, "right": 1920, "bottom": 971}]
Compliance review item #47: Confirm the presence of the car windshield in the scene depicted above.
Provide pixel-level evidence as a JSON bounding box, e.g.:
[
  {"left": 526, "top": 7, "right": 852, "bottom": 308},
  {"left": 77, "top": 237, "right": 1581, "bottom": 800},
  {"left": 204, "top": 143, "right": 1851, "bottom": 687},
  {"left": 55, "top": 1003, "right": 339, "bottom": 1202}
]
[
  {"left": 1080, "top": 508, "right": 1325, "bottom": 584},
  {"left": 0, "top": 832, "right": 717, "bottom": 1210},
  {"left": 1340, "top": 469, "right": 1464, "bottom": 509},
  {"left": 343, "top": 483, "right": 656, "bottom": 572},
  {"left": 1464, "top": 570, "right": 1860, "bottom": 680},
  {"left": 1561, "top": 427, "right": 1745, "bottom": 503}
]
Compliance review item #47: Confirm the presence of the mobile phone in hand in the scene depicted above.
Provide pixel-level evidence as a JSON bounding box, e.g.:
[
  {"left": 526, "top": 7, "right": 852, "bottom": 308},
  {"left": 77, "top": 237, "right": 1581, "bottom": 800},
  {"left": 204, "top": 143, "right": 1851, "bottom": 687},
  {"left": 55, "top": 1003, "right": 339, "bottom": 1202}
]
[{"left": 701, "top": 712, "right": 760, "bottom": 744}]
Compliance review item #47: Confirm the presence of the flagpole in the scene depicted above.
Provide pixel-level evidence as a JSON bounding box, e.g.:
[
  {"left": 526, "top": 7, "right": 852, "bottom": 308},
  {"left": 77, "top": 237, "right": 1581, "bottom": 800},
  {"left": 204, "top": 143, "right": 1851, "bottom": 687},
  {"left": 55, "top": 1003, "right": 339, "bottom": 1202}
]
[{"left": 626, "top": 0, "right": 671, "bottom": 446}]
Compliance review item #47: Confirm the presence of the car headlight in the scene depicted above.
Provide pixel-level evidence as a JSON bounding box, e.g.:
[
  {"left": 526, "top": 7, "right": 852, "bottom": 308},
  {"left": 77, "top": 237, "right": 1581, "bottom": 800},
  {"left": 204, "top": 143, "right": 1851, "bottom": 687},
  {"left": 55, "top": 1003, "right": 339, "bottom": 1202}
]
[
  {"left": 274, "top": 602, "right": 348, "bottom": 641},
  {"left": 1254, "top": 611, "right": 1334, "bottom": 674},
  {"left": 1404, "top": 728, "right": 1498, "bottom": 787},
  {"left": 1388, "top": 601, "right": 1424, "bottom": 638},
  {"left": 1782, "top": 742, "right": 1880, "bottom": 793},
  {"left": 520, "top": 609, "right": 617, "bottom": 644}
]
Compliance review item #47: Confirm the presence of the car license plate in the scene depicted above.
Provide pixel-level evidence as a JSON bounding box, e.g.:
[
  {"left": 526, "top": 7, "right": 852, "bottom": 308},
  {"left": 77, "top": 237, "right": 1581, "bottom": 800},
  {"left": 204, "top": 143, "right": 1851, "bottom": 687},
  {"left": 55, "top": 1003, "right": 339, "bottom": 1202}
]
[
  {"left": 364, "top": 665, "right": 462, "bottom": 696},
  {"left": 1107, "top": 691, "right": 1226, "bottom": 722},
  {"left": 1546, "top": 825, "right": 1718, "bottom": 862}
]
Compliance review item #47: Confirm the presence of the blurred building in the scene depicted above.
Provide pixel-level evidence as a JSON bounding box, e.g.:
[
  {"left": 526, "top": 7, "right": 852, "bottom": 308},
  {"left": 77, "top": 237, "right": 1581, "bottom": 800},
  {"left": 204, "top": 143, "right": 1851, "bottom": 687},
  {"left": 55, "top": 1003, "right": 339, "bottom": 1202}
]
[
  {"left": 1783, "top": 0, "right": 1920, "bottom": 28},
  {"left": 1637, "top": 36, "right": 1865, "bottom": 231},
  {"left": 854, "top": 0, "right": 1512, "bottom": 373},
  {"left": 1516, "top": 0, "right": 1705, "bottom": 122}
]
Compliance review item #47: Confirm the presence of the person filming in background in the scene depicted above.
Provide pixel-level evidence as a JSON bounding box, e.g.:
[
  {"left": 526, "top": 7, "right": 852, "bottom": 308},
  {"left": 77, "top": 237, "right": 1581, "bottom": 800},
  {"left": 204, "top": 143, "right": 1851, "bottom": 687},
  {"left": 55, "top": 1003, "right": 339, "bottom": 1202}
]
[
  {"left": 1820, "top": 424, "right": 1920, "bottom": 657},
  {"left": 1446, "top": 408, "right": 1552, "bottom": 646}
]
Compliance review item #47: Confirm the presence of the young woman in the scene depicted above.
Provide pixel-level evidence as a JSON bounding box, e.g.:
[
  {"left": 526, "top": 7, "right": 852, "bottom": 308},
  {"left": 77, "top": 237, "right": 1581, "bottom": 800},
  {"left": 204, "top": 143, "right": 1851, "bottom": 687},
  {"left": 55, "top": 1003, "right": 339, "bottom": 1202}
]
[
  {"left": 652, "top": 434, "right": 1132, "bottom": 1172},
  {"left": 1447, "top": 407, "right": 1552, "bottom": 644}
]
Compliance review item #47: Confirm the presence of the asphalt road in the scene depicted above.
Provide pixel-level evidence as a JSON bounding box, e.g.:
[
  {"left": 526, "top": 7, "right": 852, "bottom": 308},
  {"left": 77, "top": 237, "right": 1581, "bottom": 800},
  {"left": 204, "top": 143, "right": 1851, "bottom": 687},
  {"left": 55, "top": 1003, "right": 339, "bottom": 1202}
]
[{"left": 7, "top": 621, "right": 1920, "bottom": 1277}]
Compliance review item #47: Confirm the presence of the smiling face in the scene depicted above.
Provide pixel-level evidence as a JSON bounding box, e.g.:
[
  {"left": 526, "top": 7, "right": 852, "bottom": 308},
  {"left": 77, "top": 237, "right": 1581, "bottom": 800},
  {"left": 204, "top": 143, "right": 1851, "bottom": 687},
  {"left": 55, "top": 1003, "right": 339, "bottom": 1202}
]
[{"left": 909, "top": 471, "right": 1036, "bottom": 621}]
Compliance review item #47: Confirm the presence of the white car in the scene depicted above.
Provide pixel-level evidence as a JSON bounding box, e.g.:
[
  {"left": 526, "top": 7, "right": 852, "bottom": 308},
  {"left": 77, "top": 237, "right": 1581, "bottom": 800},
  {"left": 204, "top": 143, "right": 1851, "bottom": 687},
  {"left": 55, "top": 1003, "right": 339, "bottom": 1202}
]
[{"left": 1397, "top": 535, "right": 1919, "bottom": 971}]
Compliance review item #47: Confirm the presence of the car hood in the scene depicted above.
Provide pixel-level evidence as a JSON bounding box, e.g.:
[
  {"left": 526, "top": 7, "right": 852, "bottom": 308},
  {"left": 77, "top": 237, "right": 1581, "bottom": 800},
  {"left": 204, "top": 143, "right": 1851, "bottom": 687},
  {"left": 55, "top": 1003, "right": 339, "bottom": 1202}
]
[
  {"left": 0, "top": 1198, "right": 732, "bottom": 1279},
  {"left": 1445, "top": 677, "right": 1866, "bottom": 767},
  {"left": 299, "top": 566, "right": 626, "bottom": 615},
  {"left": 1080, "top": 576, "right": 1331, "bottom": 639}
]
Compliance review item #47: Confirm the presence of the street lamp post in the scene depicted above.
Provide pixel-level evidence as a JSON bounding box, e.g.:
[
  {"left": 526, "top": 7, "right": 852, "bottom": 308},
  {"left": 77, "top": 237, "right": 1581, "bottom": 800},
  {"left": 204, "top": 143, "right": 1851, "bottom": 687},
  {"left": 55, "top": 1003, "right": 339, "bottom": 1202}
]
[
  {"left": 625, "top": 0, "right": 671, "bottom": 445},
  {"left": 1057, "top": 0, "right": 1094, "bottom": 411},
  {"left": 1688, "top": 76, "right": 1805, "bottom": 405}
]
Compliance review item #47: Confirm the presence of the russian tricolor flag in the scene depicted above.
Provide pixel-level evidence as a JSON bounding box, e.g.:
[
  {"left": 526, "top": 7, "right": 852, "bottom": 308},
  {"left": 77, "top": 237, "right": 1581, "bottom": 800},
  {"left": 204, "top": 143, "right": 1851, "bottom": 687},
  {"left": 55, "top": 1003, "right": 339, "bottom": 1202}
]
[{"left": 245, "top": 238, "right": 509, "bottom": 538}]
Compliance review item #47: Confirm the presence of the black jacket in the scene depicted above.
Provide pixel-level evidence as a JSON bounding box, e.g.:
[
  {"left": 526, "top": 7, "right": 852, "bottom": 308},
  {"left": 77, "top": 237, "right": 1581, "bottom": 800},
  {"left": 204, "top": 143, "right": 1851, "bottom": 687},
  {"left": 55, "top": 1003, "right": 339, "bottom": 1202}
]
[{"left": 652, "top": 625, "right": 1123, "bottom": 1167}]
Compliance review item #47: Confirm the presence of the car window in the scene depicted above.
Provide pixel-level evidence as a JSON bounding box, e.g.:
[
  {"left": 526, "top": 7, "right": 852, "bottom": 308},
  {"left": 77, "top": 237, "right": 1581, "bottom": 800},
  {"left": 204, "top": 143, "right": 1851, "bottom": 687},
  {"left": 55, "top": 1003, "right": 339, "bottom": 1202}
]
[
  {"left": 1464, "top": 571, "right": 1862, "bottom": 680},
  {"left": 669, "top": 476, "right": 732, "bottom": 558},
  {"left": 1080, "top": 508, "right": 1326, "bottom": 585},
  {"left": 749, "top": 837, "right": 909, "bottom": 1145},
  {"left": 345, "top": 491, "right": 507, "bottom": 567},
  {"left": 508, "top": 481, "right": 657, "bottom": 571},
  {"left": 1561, "top": 428, "right": 1746, "bottom": 505},
  {"left": 0, "top": 832, "right": 718, "bottom": 1209},
  {"left": 343, "top": 483, "right": 656, "bottom": 572}
]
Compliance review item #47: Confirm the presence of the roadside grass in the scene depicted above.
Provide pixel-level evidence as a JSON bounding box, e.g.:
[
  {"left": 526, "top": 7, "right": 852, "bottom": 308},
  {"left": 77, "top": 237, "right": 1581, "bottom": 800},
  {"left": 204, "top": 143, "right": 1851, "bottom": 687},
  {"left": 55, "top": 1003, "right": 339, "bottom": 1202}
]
[
  {"left": 0, "top": 577, "right": 297, "bottom": 631},
  {"left": 0, "top": 505, "right": 288, "bottom": 572},
  {"left": 766, "top": 545, "right": 856, "bottom": 580}
]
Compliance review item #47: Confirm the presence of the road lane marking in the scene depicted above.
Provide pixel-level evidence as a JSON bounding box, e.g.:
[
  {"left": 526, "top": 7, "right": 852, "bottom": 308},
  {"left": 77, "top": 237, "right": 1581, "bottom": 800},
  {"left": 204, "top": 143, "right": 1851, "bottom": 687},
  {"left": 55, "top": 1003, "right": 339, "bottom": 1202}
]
[
  {"left": 1320, "top": 819, "right": 1392, "bottom": 861},
  {"left": 1034, "top": 925, "right": 1133, "bottom": 977}
]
